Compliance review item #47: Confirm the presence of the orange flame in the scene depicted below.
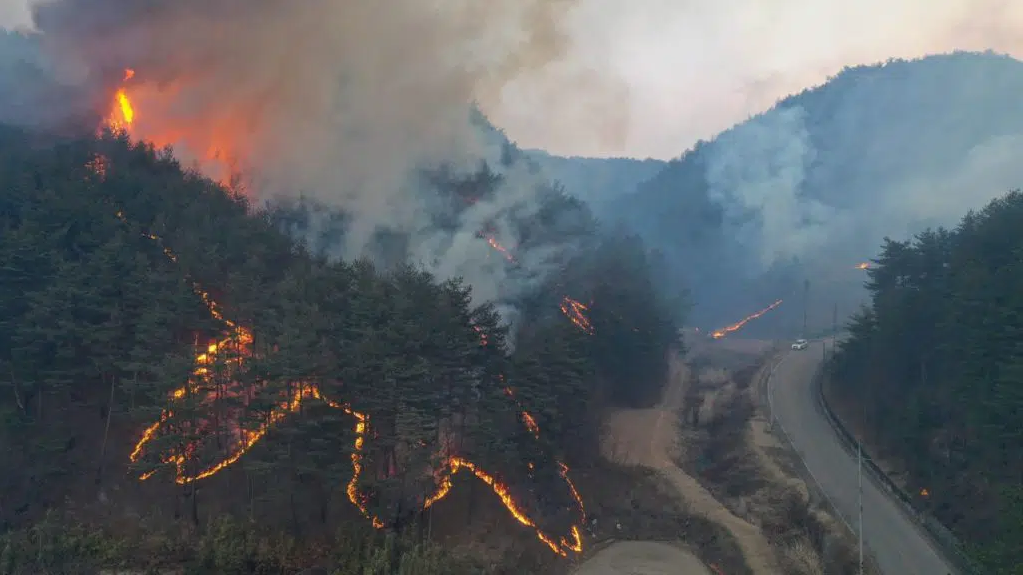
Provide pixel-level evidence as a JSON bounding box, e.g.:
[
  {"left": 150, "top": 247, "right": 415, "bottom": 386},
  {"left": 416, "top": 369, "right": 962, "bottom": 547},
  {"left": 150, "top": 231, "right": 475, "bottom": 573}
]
[
  {"left": 484, "top": 234, "right": 516, "bottom": 263},
  {"left": 503, "top": 385, "right": 540, "bottom": 438},
  {"left": 475, "top": 234, "right": 593, "bottom": 338},
  {"left": 855, "top": 262, "right": 870, "bottom": 270},
  {"left": 103, "top": 69, "right": 237, "bottom": 186},
  {"left": 119, "top": 212, "right": 585, "bottom": 555},
  {"left": 423, "top": 457, "right": 584, "bottom": 556},
  {"left": 559, "top": 296, "right": 594, "bottom": 335},
  {"left": 711, "top": 299, "right": 783, "bottom": 339}
]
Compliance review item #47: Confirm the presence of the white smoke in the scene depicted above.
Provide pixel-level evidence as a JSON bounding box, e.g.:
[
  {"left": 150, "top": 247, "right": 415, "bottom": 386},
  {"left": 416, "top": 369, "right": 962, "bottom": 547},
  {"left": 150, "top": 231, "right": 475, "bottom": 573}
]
[{"left": 706, "top": 106, "right": 841, "bottom": 269}]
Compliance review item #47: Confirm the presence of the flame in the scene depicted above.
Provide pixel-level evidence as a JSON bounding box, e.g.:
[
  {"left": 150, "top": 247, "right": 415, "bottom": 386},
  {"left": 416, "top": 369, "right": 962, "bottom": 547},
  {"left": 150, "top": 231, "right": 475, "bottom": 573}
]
[
  {"left": 103, "top": 69, "right": 237, "bottom": 186},
  {"left": 855, "top": 262, "right": 870, "bottom": 270},
  {"left": 711, "top": 299, "right": 783, "bottom": 339},
  {"left": 503, "top": 385, "right": 540, "bottom": 438},
  {"left": 475, "top": 230, "right": 516, "bottom": 263},
  {"left": 474, "top": 234, "right": 593, "bottom": 338},
  {"left": 559, "top": 296, "right": 594, "bottom": 335},
  {"left": 423, "top": 456, "right": 584, "bottom": 556},
  {"left": 103, "top": 68, "right": 136, "bottom": 131},
  {"left": 116, "top": 210, "right": 584, "bottom": 555}
]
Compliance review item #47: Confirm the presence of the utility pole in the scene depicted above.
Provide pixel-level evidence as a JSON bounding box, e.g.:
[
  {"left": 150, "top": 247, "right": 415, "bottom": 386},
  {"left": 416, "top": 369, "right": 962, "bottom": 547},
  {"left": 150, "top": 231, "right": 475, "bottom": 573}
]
[
  {"left": 858, "top": 440, "right": 864, "bottom": 575},
  {"left": 802, "top": 279, "right": 810, "bottom": 338},
  {"left": 832, "top": 301, "right": 838, "bottom": 358}
]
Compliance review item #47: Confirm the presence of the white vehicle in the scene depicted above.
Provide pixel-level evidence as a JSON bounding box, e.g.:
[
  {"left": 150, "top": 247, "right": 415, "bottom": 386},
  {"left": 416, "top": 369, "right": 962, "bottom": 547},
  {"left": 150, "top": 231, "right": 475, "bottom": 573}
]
[{"left": 791, "top": 338, "right": 808, "bottom": 350}]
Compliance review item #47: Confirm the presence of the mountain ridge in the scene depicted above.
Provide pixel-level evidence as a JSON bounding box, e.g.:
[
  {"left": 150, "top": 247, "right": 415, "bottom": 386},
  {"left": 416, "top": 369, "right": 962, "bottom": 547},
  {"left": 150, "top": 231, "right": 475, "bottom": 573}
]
[{"left": 607, "top": 50, "right": 1023, "bottom": 328}]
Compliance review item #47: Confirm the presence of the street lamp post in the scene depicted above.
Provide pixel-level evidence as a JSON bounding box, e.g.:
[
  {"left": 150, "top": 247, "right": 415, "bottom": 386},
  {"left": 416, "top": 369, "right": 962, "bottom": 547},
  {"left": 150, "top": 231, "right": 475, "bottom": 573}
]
[{"left": 859, "top": 439, "right": 864, "bottom": 574}]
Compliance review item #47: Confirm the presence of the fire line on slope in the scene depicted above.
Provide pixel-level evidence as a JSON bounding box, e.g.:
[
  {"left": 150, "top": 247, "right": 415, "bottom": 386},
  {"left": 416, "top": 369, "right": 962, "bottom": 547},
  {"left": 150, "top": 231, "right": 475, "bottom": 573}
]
[
  {"left": 100, "top": 80, "right": 586, "bottom": 555},
  {"left": 710, "top": 299, "right": 783, "bottom": 339},
  {"left": 116, "top": 208, "right": 585, "bottom": 555}
]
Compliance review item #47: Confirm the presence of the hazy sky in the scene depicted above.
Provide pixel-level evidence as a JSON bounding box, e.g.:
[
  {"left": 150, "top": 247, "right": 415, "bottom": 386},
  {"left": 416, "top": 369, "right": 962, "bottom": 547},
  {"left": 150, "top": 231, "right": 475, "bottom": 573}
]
[{"left": 3, "top": 0, "right": 1023, "bottom": 159}]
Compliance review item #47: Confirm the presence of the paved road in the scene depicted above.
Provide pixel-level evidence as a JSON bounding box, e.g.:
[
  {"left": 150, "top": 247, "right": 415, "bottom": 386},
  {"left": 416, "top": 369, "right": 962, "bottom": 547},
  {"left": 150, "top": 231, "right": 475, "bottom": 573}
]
[{"left": 767, "top": 340, "right": 956, "bottom": 575}]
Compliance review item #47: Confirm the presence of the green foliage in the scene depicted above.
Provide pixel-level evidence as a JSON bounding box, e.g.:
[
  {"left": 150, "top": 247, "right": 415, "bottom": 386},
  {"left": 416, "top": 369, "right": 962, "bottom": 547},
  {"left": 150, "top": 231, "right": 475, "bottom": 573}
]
[
  {"left": 830, "top": 190, "right": 1023, "bottom": 571},
  {"left": 0, "top": 511, "right": 123, "bottom": 575},
  {"left": 0, "top": 513, "right": 483, "bottom": 575}
]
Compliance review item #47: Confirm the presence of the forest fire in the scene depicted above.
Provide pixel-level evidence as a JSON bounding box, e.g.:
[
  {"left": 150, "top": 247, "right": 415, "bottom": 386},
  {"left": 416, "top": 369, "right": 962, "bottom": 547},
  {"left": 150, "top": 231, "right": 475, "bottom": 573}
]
[
  {"left": 102, "top": 77, "right": 586, "bottom": 556},
  {"left": 856, "top": 262, "right": 870, "bottom": 269},
  {"left": 475, "top": 234, "right": 594, "bottom": 336},
  {"left": 560, "top": 297, "right": 594, "bottom": 335},
  {"left": 711, "top": 299, "right": 783, "bottom": 339},
  {"left": 486, "top": 235, "right": 516, "bottom": 262},
  {"left": 503, "top": 385, "right": 541, "bottom": 438},
  {"left": 120, "top": 217, "right": 586, "bottom": 555},
  {"left": 423, "top": 457, "right": 584, "bottom": 555},
  {"left": 101, "top": 69, "right": 237, "bottom": 185}
]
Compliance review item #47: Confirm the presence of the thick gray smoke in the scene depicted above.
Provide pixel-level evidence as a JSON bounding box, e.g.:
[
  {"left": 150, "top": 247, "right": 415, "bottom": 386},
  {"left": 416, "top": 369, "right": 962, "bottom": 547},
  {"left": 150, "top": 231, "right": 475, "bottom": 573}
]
[
  {"left": 613, "top": 52, "right": 1023, "bottom": 332},
  {"left": 705, "top": 106, "right": 838, "bottom": 270},
  {"left": 18, "top": 0, "right": 620, "bottom": 315},
  {"left": 703, "top": 54, "right": 1023, "bottom": 274}
]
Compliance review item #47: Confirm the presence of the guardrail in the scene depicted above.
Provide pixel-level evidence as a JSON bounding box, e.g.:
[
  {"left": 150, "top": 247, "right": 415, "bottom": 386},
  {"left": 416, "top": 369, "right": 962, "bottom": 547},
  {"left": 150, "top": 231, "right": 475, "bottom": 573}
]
[{"left": 812, "top": 363, "right": 984, "bottom": 575}]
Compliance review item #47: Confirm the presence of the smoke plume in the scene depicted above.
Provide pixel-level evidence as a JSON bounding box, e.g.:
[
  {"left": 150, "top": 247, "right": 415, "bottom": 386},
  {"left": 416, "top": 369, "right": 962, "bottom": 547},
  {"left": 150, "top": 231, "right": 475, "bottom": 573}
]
[
  {"left": 22, "top": 0, "right": 615, "bottom": 313},
  {"left": 612, "top": 51, "right": 1023, "bottom": 332}
]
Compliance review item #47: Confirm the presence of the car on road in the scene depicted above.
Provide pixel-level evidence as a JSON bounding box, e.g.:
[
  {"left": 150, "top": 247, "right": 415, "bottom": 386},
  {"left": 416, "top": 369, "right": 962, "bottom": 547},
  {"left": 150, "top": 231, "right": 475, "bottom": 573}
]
[{"left": 791, "top": 338, "right": 808, "bottom": 350}]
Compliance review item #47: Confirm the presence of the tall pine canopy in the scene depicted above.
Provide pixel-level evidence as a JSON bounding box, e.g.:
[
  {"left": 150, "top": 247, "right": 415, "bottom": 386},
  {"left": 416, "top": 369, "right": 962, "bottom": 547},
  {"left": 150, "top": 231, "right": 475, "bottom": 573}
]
[
  {"left": 830, "top": 189, "right": 1023, "bottom": 573},
  {"left": 0, "top": 124, "right": 684, "bottom": 573}
]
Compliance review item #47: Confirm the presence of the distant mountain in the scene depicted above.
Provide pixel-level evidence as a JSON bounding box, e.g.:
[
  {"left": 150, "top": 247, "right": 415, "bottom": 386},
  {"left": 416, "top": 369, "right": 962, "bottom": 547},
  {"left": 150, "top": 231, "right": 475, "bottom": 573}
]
[
  {"left": 524, "top": 149, "right": 665, "bottom": 210},
  {"left": 609, "top": 51, "right": 1023, "bottom": 330}
]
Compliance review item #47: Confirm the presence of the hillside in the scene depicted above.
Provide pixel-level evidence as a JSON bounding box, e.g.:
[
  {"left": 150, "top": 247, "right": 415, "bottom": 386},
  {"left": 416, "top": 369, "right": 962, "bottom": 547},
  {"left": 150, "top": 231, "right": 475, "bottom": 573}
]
[
  {"left": 610, "top": 51, "right": 1023, "bottom": 331},
  {"left": 524, "top": 149, "right": 665, "bottom": 209},
  {"left": 0, "top": 124, "right": 681, "bottom": 573},
  {"left": 829, "top": 190, "right": 1023, "bottom": 574}
]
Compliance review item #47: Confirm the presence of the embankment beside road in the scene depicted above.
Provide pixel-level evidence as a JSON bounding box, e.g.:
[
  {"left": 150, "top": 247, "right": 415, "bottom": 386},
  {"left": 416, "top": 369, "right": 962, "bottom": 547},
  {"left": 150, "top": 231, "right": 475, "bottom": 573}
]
[{"left": 818, "top": 367, "right": 979, "bottom": 574}]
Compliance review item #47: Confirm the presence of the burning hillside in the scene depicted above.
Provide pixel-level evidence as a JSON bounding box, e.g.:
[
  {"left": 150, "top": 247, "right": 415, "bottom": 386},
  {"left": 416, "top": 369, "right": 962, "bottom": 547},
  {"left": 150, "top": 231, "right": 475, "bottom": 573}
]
[
  {"left": 25, "top": 0, "right": 616, "bottom": 318},
  {"left": 113, "top": 202, "right": 586, "bottom": 556},
  {"left": 3, "top": 0, "right": 681, "bottom": 560},
  {"left": 91, "top": 75, "right": 596, "bottom": 555},
  {"left": 711, "top": 299, "right": 783, "bottom": 339}
]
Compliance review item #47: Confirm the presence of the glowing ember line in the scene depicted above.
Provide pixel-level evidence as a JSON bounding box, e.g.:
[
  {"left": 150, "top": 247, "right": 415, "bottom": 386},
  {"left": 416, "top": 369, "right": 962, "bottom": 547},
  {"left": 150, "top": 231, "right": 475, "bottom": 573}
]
[
  {"left": 423, "top": 457, "right": 584, "bottom": 556},
  {"left": 711, "top": 299, "right": 783, "bottom": 339},
  {"left": 474, "top": 233, "right": 592, "bottom": 337},
  {"left": 559, "top": 296, "right": 594, "bottom": 335},
  {"left": 118, "top": 210, "right": 585, "bottom": 555},
  {"left": 474, "top": 230, "right": 516, "bottom": 263}
]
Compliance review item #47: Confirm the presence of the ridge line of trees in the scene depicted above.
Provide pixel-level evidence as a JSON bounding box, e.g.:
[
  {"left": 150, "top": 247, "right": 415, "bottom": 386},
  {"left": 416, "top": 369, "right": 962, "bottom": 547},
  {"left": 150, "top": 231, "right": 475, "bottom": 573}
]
[{"left": 830, "top": 189, "right": 1023, "bottom": 574}]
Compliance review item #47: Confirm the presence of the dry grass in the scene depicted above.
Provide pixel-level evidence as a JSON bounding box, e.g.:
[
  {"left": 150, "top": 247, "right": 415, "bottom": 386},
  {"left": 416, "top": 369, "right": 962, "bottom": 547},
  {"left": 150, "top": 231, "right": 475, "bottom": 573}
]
[
  {"left": 677, "top": 345, "right": 870, "bottom": 575},
  {"left": 564, "top": 462, "right": 751, "bottom": 575}
]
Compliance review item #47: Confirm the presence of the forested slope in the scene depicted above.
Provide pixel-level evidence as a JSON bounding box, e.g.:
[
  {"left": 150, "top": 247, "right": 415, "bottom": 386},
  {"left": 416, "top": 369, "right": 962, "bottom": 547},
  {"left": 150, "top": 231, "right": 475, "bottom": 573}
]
[
  {"left": 523, "top": 149, "right": 665, "bottom": 210},
  {"left": 829, "top": 190, "right": 1023, "bottom": 574},
  {"left": 610, "top": 51, "right": 1023, "bottom": 330},
  {"left": 0, "top": 124, "right": 681, "bottom": 573}
]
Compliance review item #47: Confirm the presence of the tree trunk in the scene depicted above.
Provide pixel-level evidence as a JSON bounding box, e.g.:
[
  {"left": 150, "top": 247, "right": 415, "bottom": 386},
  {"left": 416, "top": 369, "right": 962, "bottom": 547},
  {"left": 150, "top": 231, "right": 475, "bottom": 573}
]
[
  {"left": 190, "top": 483, "right": 199, "bottom": 526},
  {"left": 96, "top": 372, "right": 117, "bottom": 485},
  {"left": 8, "top": 365, "right": 26, "bottom": 415}
]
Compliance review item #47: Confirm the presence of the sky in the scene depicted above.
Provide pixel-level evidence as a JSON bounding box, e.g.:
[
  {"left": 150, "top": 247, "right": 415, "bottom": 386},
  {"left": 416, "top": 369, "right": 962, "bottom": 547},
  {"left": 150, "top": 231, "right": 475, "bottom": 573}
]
[{"left": 3, "top": 0, "right": 1023, "bottom": 160}]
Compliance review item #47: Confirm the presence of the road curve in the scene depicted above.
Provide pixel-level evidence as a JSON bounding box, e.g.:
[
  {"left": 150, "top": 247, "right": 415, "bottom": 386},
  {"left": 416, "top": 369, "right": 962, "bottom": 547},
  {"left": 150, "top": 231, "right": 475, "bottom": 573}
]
[{"left": 767, "top": 340, "right": 956, "bottom": 575}]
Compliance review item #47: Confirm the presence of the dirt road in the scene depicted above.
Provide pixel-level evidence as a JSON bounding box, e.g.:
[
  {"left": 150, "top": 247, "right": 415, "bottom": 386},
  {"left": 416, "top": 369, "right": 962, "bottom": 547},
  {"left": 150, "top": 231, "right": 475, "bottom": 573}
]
[
  {"left": 768, "top": 342, "right": 956, "bottom": 574},
  {"left": 577, "top": 354, "right": 778, "bottom": 575},
  {"left": 573, "top": 541, "right": 711, "bottom": 575}
]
